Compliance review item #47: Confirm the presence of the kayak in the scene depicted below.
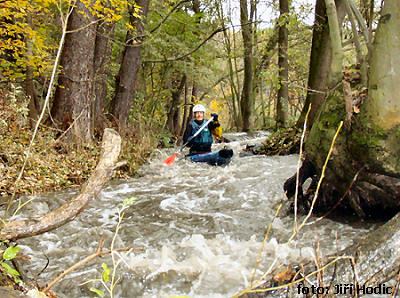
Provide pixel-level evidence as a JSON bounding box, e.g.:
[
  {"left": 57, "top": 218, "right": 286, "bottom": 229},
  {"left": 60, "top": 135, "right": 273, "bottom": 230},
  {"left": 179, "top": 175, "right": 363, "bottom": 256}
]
[{"left": 188, "top": 148, "right": 233, "bottom": 166}]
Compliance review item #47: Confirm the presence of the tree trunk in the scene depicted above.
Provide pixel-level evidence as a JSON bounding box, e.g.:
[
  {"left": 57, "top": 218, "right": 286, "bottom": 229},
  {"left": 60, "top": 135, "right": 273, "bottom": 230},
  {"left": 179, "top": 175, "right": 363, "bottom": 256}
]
[
  {"left": 26, "top": 69, "right": 39, "bottom": 128},
  {"left": 216, "top": 0, "right": 241, "bottom": 130},
  {"left": 296, "top": 0, "right": 346, "bottom": 129},
  {"left": 186, "top": 82, "right": 197, "bottom": 126},
  {"left": 254, "top": 4, "right": 400, "bottom": 293},
  {"left": 344, "top": 0, "right": 368, "bottom": 85},
  {"left": 255, "top": 24, "right": 279, "bottom": 77},
  {"left": 367, "top": 0, "right": 374, "bottom": 41},
  {"left": 93, "top": 21, "right": 115, "bottom": 135},
  {"left": 357, "top": 0, "right": 400, "bottom": 175},
  {"left": 276, "top": 0, "right": 289, "bottom": 127},
  {"left": 167, "top": 74, "right": 186, "bottom": 136},
  {"left": 184, "top": 0, "right": 202, "bottom": 133},
  {"left": 253, "top": 25, "right": 279, "bottom": 128},
  {"left": 240, "top": 0, "right": 254, "bottom": 132},
  {"left": 192, "top": 0, "right": 200, "bottom": 14},
  {"left": 109, "top": 0, "right": 150, "bottom": 131},
  {"left": 179, "top": 79, "right": 189, "bottom": 137},
  {"left": 50, "top": 0, "right": 97, "bottom": 144},
  {"left": 286, "top": 0, "right": 400, "bottom": 218}
]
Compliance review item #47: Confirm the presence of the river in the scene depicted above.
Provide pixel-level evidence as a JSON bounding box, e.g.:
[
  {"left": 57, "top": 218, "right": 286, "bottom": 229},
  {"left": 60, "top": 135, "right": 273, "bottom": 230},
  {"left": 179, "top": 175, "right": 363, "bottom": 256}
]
[{"left": 16, "top": 132, "right": 375, "bottom": 297}]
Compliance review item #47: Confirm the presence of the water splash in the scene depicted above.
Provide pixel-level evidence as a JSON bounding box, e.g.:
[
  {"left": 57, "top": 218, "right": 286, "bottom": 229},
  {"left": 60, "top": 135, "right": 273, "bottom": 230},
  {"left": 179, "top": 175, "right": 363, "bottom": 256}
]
[{"left": 19, "top": 133, "right": 372, "bottom": 297}]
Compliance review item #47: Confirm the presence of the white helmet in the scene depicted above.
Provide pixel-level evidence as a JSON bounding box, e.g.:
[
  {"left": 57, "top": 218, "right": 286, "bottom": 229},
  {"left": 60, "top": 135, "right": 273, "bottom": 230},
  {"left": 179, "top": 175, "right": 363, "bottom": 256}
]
[{"left": 193, "top": 104, "right": 206, "bottom": 113}]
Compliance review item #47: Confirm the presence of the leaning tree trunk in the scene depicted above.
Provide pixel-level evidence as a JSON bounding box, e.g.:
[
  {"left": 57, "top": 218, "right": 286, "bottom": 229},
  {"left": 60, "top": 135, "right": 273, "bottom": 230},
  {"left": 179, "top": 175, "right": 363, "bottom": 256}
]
[
  {"left": 276, "top": 0, "right": 289, "bottom": 128},
  {"left": 287, "top": 0, "right": 400, "bottom": 218},
  {"left": 109, "top": 0, "right": 150, "bottom": 131},
  {"left": 239, "top": 0, "right": 254, "bottom": 132},
  {"left": 296, "top": 0, "right": 346, "bottom": 129},
  {"left": 0, "top": 129, "right": 121, "bottom": 241},
  {"left": 50, "top": 0, "right": 96, "bottom": 144}
]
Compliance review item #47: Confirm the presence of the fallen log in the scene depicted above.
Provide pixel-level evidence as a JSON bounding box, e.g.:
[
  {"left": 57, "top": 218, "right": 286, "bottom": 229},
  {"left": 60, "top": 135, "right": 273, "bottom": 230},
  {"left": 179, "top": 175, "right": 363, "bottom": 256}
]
[{"left": 0, "top": 128, "right": 121, "bottom": 241}]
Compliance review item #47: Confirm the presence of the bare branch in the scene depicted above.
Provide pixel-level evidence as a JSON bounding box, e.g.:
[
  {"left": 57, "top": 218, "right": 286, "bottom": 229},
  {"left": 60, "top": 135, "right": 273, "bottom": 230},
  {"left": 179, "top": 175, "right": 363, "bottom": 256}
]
[
  {"left": 198, "top": 68, "right": 244, "bottom": 101},
  {"left": 149, "top": 0, "right": 192, "bottom": 34},
  {"left": 143, "top": 27, "right": 227, "bottom": 63},
  {"left": 43, "top": 241, "right": 143, "bottom": 293},
  {"left": 7, "top": 2, "right": 76, "bottom": 211},
  {"left": 348, "top": 0, "right": 369, "bottom": 44},
  {"left": 344, "top": 0, "right": 368, "bottom": 84}
]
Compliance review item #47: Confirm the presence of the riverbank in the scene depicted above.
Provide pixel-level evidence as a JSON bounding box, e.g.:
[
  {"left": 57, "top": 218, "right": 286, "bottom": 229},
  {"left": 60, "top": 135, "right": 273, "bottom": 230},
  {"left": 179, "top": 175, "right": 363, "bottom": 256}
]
[
  {"left": 241, "top": 127, "right": 302, "bottom": 156},
  {"left": 0, "top": 90, "right": 158, "bottom": 199}
]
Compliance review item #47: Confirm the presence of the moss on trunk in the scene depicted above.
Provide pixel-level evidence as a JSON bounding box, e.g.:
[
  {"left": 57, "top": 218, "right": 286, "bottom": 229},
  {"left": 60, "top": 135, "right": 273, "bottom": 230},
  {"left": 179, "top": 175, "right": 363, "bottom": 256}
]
[{"left": 287, "top": 0, "right": 400, "bottom": 218}]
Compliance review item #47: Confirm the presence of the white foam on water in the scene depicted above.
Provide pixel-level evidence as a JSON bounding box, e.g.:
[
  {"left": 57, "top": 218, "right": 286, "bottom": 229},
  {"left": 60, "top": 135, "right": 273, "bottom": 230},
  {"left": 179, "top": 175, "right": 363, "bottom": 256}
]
[
  {"left": 16, "top": 132, "right": 373, "bottom": 297},
  {"left": 123, "top": 234, "right": 318, "bottom": 297}
]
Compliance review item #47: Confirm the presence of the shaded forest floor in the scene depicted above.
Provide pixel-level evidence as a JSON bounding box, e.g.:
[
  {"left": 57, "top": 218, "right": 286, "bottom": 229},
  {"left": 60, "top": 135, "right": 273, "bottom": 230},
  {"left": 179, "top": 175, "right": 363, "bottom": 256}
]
[{"left": 0, "top": 89, "right": 158, "bottom": 199}]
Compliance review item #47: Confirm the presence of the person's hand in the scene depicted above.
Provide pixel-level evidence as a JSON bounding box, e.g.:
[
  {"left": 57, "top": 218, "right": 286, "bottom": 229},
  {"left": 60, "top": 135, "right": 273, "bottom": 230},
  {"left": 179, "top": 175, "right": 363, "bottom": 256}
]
[{"left": 211, "top": 113, "right": 218, "bottom": 121}]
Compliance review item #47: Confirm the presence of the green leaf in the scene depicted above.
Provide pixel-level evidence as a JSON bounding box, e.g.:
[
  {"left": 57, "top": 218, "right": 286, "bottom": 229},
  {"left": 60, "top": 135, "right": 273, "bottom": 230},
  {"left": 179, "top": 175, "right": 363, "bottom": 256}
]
[
  {"left": 122, "top": 196, "right": 136, "bottom": 208},
  {"left": 89, "top": 287, "right": 105, "bottom": 297},
  {"left": 1, "top": 262, "right": 20, "bottom": 278},
  {"left": 3, "top": 246, "right": 21, "bottom": 261},
  {"left": 101, "top": 263, "right": 110, "bottom": 283}
]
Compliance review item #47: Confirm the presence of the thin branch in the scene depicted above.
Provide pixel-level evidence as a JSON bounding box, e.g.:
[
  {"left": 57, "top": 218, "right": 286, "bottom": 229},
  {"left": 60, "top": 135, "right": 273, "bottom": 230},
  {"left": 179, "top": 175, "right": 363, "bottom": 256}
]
[
  {"left": 7, "top": 2, "right": 76, "bottom": 212},
  {"left": 288, "top": 81, "right": 326, "bottom": 94},
  {"left": 348, "top": 0, "right": 369, "bottom": 44},
  {"left": 250, "top": 203, "right": 283, "bottom": 286},
  {"left": 350, "top": 257, "right": 360, "bottom": 298},
  {"left": 293, "top": 104, "right": 311, "bottom": 235},
  {"left": 43, "top": 241, "right": 142, "bottom": 293},
  {"left": 96, "top": 20, "right": 260, "bottom": 49},
  {"left": 43, "top": 238, "right": 106, "bottom": 293},
  {"left": 143, "top": 27, "right": 227, "bottom": 63},
  {"left": 289, "top": 121, "right": 344, "bottom": 242},
  {"left": 390, "top": 268, "right": 400, "bottom": 298},
  {"left": 198, "top": 68, "right": 244, "bottom": 101},
  {"left": 344, "top": 0, "right": 367, "bottom": 85},
  {"left": 255, "top": 23, "right": 279, "bottom": 75},
  {"left": 305, "top": 167, "right": 363, "bottom": 225},
  {"left": 52, "top": 108, "right": 86, "bottom": 144},
  {"left": 149, "top": 0, "right": 191, "bottom": 34},
  {"left": 234, "top": 256, "right": 354, "bottom": 296},
  {"left": 66, "top": 19, "right": 100, "bottom": 34}
]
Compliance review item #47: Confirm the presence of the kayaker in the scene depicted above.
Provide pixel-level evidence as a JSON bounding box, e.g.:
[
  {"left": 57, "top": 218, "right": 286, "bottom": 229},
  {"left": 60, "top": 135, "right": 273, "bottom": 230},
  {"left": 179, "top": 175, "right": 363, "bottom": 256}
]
[{"left": 183, "top": 104, "right": 222, "bottom": 156}]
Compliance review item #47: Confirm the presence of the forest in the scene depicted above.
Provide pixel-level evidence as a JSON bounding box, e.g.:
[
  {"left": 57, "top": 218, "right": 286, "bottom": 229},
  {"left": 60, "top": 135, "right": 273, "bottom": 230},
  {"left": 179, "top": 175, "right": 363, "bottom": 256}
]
[{"left": 0, "top": 0, "right": 399, "bottom": 297}]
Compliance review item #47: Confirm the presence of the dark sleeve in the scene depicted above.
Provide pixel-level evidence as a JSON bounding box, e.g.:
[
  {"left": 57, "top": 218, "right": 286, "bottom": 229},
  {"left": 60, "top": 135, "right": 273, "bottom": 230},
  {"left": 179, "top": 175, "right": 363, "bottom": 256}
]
[{"left": 208, "top": 120, "right": 220, "bottom": 130}]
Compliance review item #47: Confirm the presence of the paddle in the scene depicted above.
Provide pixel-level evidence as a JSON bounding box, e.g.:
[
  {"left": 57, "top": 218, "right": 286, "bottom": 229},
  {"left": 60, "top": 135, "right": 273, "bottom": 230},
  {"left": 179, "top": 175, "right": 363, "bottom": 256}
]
[{"left": 164, "top": 117, "right": 214, "bottom": 165}]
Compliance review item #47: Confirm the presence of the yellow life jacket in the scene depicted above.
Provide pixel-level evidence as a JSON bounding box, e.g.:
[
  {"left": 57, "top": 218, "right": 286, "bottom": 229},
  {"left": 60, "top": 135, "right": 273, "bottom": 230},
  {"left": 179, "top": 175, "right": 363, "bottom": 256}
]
[{"left": 212, "top": 125, "right": 223, "bottom": 140}]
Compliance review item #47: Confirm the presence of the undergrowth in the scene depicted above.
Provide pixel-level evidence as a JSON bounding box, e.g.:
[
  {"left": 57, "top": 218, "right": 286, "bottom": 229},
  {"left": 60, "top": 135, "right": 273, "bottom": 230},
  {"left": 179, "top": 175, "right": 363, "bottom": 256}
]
[{"left": 0, "top": 87, "right": 159, "bottom": 198}]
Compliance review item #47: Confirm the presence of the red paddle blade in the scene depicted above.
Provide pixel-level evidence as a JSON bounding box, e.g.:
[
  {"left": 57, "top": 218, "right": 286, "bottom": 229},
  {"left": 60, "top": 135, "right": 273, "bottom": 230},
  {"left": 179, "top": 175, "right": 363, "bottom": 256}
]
[{"left": 163, "top": 153, "right": 178, "bottom": 165}]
